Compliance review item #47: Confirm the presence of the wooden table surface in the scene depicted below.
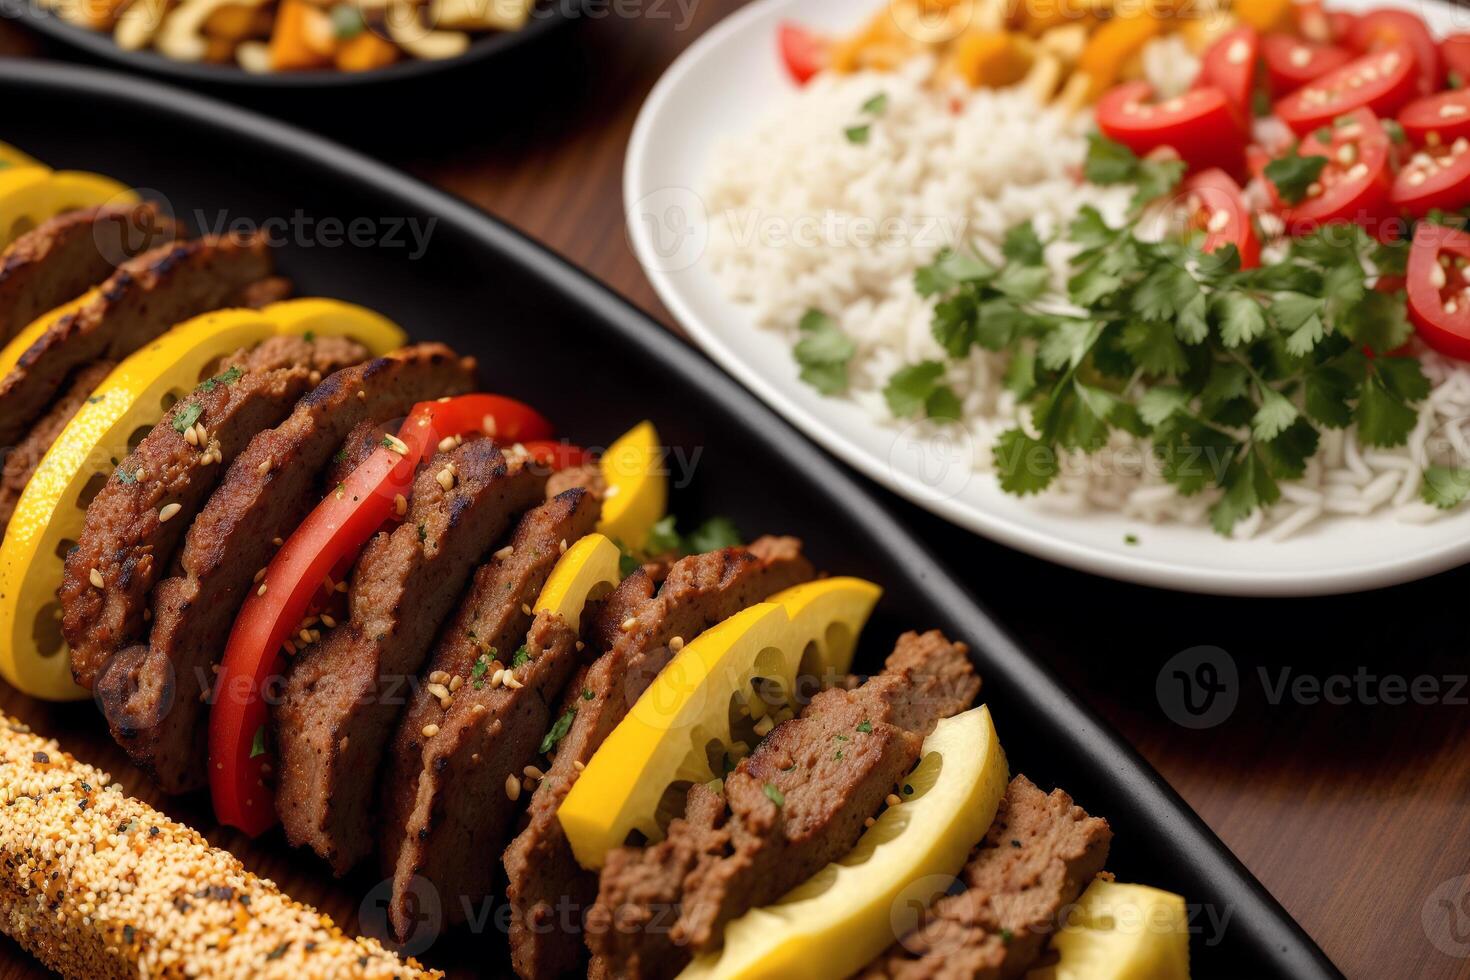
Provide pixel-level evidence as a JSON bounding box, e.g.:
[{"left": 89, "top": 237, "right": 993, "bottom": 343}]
[{"left": 3, "top": 6, "right": 1470, "bottom": 979}]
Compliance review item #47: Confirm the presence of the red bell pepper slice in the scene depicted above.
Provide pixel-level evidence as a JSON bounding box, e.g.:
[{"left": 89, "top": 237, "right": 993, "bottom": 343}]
[
  {"left": 520, "top": 439, "right": 597, "bottom": 470},
  {"left": 209, "top": 393, "right": 553, "bottom": 836}
]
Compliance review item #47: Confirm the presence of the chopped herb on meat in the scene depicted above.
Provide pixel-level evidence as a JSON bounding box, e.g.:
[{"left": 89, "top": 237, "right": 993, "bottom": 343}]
[
  {"left": 511, "top": 645, "right": 531, "bottom": 667},
  {"left": 539, "top": 708, "right": 576, "bottom": 754},
  {"left": 249, "top": 726, "right": 267, "bottom": 759},
  {"left": 195, "top": 365, "right": 244, "bottom": 394},
  {"left": 763, "top": 783, "right": 785, "bottom": 807},
  {"left": 470, "top": 655, "right": 490, "bottom": 689},
  {"left": 856, "top": 720, "right": 872, "bottom": 733},
  {"left": 172, "top": 403, "right": 203, "bottom": 434}
]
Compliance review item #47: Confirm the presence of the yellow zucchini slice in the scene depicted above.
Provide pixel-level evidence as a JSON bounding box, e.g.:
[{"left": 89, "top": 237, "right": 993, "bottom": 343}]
[
  {"left": 0, "top": 289, "right": 98, "bottom": 380},
  {"left": 558, "top": 577, "right": 882, "bottom": 869},
  {"left": 0, "top": 142, "right": 44, "bottom": 171},
  {"left": 1026, "top": 880, "right": 1191, "bottom": 980},
  {"left": 534, "top": 533, "right": 623, "bottom": 631},
  {"left": 679, "top": 705, "right": 1008, "bottom": 980},
  {"left": 0, "top": 170, "right": 136, "bottom": 250},
  {"left": 598, "top": 420, "right": 666, "bottom": 552},
  {"left": 0, "top": 299, "right": 406, "bottom": 700}
]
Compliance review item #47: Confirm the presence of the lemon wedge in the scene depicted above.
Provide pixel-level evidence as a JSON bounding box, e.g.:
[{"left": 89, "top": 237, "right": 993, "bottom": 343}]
[
  {"left": 0, "top": 142, "right": 44, "bottom": 171},
  {"left": 0, "top": 300, "right": 406, "bottom": 700},
  {"left": 558, "top": 577, "right": 882, "bottom": 869},
  {"left": 0, "top": 169, "right": 136, "bottom": 250},
  {"left": 679, "top": 705, "right": 1009, "bottom": 980},
  {"left": 0, "top": 289, "right": 98, "bottom": 380},
  {"left": 534, "top": 533, "right": 623, "bottom": 631},
  {"left": 598, "top": 420, "right": 666, "bottom": 551},
  {"left": 1026, "top": 881, "right": 1191, "bottom": 980}
]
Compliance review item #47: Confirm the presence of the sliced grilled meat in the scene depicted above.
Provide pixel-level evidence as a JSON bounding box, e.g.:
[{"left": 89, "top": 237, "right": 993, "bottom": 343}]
[
  {"left": 0, "top": 359, "right": 113, "bottom": 527},
  {"left": 0, "top": 234, "right": 275, "bottom": 451},
  {"left": 323, "top": 419, "right": 387, "bottom": 488},
  {"left": 0, "top": 202, "right": 175, "bottom": 345},
  {"left": 61, "top": 336, "right": 370, "bottom": 689},
  {"left": 503, "top": 539, "right": 815, "bottom": 980},
  {"left": 275, "top": 440, "right": 546, "bottom": 874},
  {"left": 861, "top": 776, "right": 1112, "bottom": 980},
  {"left": 91, "top": 345, "right": 475, "bottom": 794},
  {"left": 383, "top": 488, "right": 601, "bottom": 938},
  {"left": 590, "top": 631, "right": 979, "bottom": 979}
]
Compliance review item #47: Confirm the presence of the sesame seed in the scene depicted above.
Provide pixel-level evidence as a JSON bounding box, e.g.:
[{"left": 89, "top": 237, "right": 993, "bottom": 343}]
[
  {"left": 505, "top": 774, "right": 521, "bottom": 800},
  {"left": 320, "top": 614, "right": 337, "bottom": 629},
  {"left": 335, "top": 581, "right": 348, "bottom": 593},
  {"left": 436, "top": 466, "right": 455, "bottom": 491},
  {"left": 1290, "top": 45, "right": 1311, "bottom": 67},
  {"left": 183, "top": 425, "right": 198, "bottom": 446},
  {"left": 604, "top": 484, "right": 621, "bottom": 499},
  {"left": 521, "top": 603, "right": 533, "bottom": 616},
  {"left": 670, "top": 636, "right": 685, "bottom": 652},
  {"left": 422, "top": 724, "right": 440, "bottom": 738},
  {"left": 622, "top": 617, "right": 638, "bottom": 632},
  {"left": 1432, "top": 264, "right": 1448, "bottom": 289},
  {"left": 559, "top": 538, "right": 568, "bottom": 553},
  {"left": 356, "top": 390, "right": 366, "bottom": 400},
  {"left": 254, "top": 566, "right": 268, "bottom": 582},
  {"left": 273, "top": 536, "right": 283, "bottom": 546},
  {"left": 505, "top": 675, "right": 524, "bottom": 690},
  {"left": 429, "top": 670, "right": 450, "bottom": 685},
  {"left": 524, "top": 765, "right": 545, "bottom": 780},
  {"left": 193, "top": 423, "right": 208, "bottom": 446},
  {"left": 158, "top": 503, "right": 182, "bottom": 523},
  {"left": 437, "top": 436, "right": 456, "bottom": 453},
  {"left": 449, "top": 676, "right": 463, "bottom": 692},
  {"left": 865, "top": 816, "right": 876, "bottom": 828},
  {"left": 573, "top": 760, "right": 586, "bottom": 771},
  {"left": 89, "top": 568, "right": 105, "bottom": 589},
  {"left": 394, "top": 494, "right": 408, "bottom": 517},
  {"left": 886, "top": 793, "right": 902, "bottom": 807},
  {"left": 308, "top": 369, "right": 322, "bottom": 384},
  {"left": 1409, "top": 170, "right": 1428, "bottom": 186},
  {"left": 426, "top": 683, "right": 450, "bottom": 701},
  {"left": 482, "top": 415, "right": 498, "bottom": 437},
  {"left": 298, "top": 630, "right": 313, "bottom": 645},
  {"left": 257, "top": 583, "right": 268, "bottom": 597},
  {"left": 494, "top": 545, "right": 515, "bottom": 560},
  {"left": 257, "top": 459, "right": 272, "bottom": 477}
]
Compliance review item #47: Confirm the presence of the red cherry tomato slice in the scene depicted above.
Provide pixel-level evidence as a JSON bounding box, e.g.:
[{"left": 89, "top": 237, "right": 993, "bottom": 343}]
[
  {"left": 1182, "top": 168, "right": 1261, "bottom": 268},
  {"left": 1399, "top": 90, "right": 1470, "bottom": 146},
  {"left": 1274, "top": 44, "right": 1418, "bottom": 135},
  {"left": 1349, "top": 9, "right": 1442, "bottom": 95},
  {"left": 1407, "top": 221, "right": 1470, "bottom": 360},
  {"left": 1276, "top": 108, "right": 1394, "bottom": 234},
  {"left": 1261, "top": 34, "right": 1354, "bottom": 97},
  {"left": 1197, "top": 27, "right": 1259, "bottom": 116},
  {"left": 1391, "top": 138, "right": 1470, "bottom": 215},
  {"left": 1443, "top": 34, "right": 1470, "bottom": 87},
  {"left": 1096, "top": 81, "right": 1247, "bottom": 174},
  {"left": 208, "top": 393, "right": 554, "bottom": 837},
  {"left": 778, "top": 22, "right": 828, "bottom": 85}
]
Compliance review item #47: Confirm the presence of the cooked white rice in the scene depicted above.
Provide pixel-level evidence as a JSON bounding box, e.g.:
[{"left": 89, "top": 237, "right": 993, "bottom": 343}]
[{"left": 704, "top": 56, "right": 1470, "bottom": 540}]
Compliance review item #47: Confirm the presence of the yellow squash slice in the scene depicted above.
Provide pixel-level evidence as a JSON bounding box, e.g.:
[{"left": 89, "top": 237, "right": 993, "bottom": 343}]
[
  {"left": 1026, "top": 881, "right": 1191, "bottom": 980},
  {"left": 0, "top": 299, "right": 406, "bottom": 700},
  {"left": 0, "top": 142, "right": 45, "bottom": 171},
  {"left": 680, "top": 706, "right": 1009, "bottom": 980},
  {"left": 558, "top": 576, "right": 882, "bottom": 869},
  {"left": 0, "top": 169, "right": 137, "bottom": 250},
  {"left": 0, "top": 289, "right": 98, "bottom": 379},
  {"left": 534, "top": 533, "right": 623, "bottom": 631},
  {"left": 597, "top": 419, "right": 666, "bottom": 552}
]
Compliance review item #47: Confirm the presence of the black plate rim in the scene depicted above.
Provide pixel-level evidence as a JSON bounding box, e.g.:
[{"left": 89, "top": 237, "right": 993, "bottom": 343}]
[
  {"left": 0, "top": 57, "right": 1343, "bottom": 980},
  {"left": 3, "top": 0, "right": 583, "bottom": 88}
]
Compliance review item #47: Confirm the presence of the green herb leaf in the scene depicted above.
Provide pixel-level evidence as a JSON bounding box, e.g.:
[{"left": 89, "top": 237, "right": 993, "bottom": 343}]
[
  {"left": 249, "top": 726, "right": 267, "bottom": 759},
  {"left": 471, "top": 655, "right": 490, "bottom": 689},
  {"left": 844, "top": 124, "right": 871, "bottom": 145},
  {"left": 512, "top": 646, "right": 532, "bottom": 668},
  {"left": 1354, "top": 374, "right": 1418, "bottom": 447},
  {"left": 884, "top": 361, "right": 946, "bottom": 418},
  {"left": 1212, "top": 291, "right": 1268, "bottom": 348},
  {"left": 1264, "top": 146, "right": 1329, "bottom": 204},
  {"left": 1251, "top": 385, "right": 1299, "bottom": 442},
  {"left": 1001, "top": 221, "right": 1046, "bottom": 266},
  {"left": 196, "top": 365, "right": 244, "bottom": 394},
  {"left": 686, "top": 516, "right": 742, "bottom": 553},
  {"left": 993, "top": 428, "right": 1058, "bottom": 495},
  {"left": 172, "top": 403, "right": 203, "bottom": 434},
  {"left": 861, "top": 92, "right": 888, "bottom": 115},
  {"left": 793, "top": 309, "right": 856, "bottom": 395},
  {"left": 763, "top": 783, "right": 785, "bottom": 807},
  {"left": 540, "top": 708, "right": 576, "bottom": 754},
  {"left": 1422, "top": 466, "right": 1470, "bottom": 509}
]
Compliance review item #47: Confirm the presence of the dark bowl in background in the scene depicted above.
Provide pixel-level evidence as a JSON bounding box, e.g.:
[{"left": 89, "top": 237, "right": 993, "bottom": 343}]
[{"left": 0, "top": 59, "right": 1342, "bottom": 980}]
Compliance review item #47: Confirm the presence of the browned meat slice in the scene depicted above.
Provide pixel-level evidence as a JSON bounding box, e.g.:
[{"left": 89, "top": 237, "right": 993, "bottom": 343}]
[
  {"left": 503, "top": 539, "right": 815, "bottom": 980},
  {"left": 589, "top": 631, "right": 979, "bottom": 979},
  {"left": 861, "top": 776, "right": 1112, "bottom": 980},
  {"left": 0, "top": 359, "right": 113, "bottom": 527},
  {"left": 62, "top": 336, "right": 370, "bottom": 688},
  {"left": 323, "top": 419, "right": 387, "bottom": 488},
  {"left": 547, "top": 462, "right": 606, "bottom": 500},
  {"left": 0, "top": 202, "right": 175, "bottom": 344},
  {"left": 0, "top": 233, "right": 275, "bottom": 450},
  {"left": 93, "top": 345, "right": 475, "bottom": 794},
  {"left": 275, "top": 440, "right": 546, "bottom": 874},
  {"left": 383, "top": 487, "right": 602, "bottom": 938},
  {"left": 235, "top": 275, "right": 293, "bottom": 309}
]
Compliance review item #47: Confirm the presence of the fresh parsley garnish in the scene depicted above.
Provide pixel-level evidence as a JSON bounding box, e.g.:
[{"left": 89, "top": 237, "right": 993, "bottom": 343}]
[
  {"left": 844, "top": 124, "right": 871, "bottom": 145},
  {"left": 582, "top": 688, "right": 595, "bottom": 701},
  {"left": 861, "top": 92, "right": 888, "bottom": 115},
  {"left": 645, "top": 515, "right": 743, "bottom": 556},
  {"left": 794, "top": 308, "right": 857, "bottom": 395},
  {"left": 856, "top": 720, "right": 872, "bottom": 734},
  {"left": 172, "top": 403, "right": 203, "bottom": 434},
  {"left": 1264, "top": 144, "right": 1329, "bottom": 205},
  {"left": 196, "top": 365, "right": 243, "bottom": 394},
  {"left": 470, "top": 655, "right": 490, "bottom": 689},
  {"left": 1083, "top": 134, "right": 1186, "bottom": 212},
  {"left": 540, "top": 708, "right": 576, "bottom": 754},
  {"left": 512, "top": 646, "right": 532, "bottom": 668},
  {"left": 884, "top": 361, "right": 962, "bottom": 421},
  {"left": 1423, "top": 467, "right": 1470, "bottom": 509},
  {"left": 763, "top": 783, "right": 785, "bottom": 807},
  {"left": 249, "top": 726, "right": 267, "bottom": 759}
]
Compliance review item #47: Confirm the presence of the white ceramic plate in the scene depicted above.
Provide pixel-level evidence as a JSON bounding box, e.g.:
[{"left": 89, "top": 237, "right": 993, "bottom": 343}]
[{"left": 626, "top": 0, "right": 1470, "bottom": 596}]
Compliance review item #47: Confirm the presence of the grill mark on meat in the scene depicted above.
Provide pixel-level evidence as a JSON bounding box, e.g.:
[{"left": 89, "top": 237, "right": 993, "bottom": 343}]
[
  {"left": 503, "top": 540, "right": 815, "bottom": 980},
  {"left": 383, "top": 489, "right": 601, "bottom": 938},
  {"left": 275, "top": 440, "right": 546, "bottom": 874},
  {"left": 0, "top": 360, "right": 114, "bottom": 529},
  {"left": 64, "top": 336, "right": 370, "bottom": 688},
  {"left": 0, "top": 203, "right": 176, "bottom": 345},
  {"left": 589, "top": 631, "right": 979, "bottom": 978},
  {"left": 0, "top": 234, "right": 275, "bottom": 451},
  {"left": 860, "top": 776, "right": 1112, "bottom": 980},
  {"left": 324, "top": 419, "right": 388, "bottom": 489},
  {"left": 93, "top": 346, "right": 475, "bottom": 794}
]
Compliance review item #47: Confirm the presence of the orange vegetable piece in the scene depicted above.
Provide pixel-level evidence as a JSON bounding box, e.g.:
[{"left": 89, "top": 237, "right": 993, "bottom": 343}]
[
  {"left": 269, "top": 0, "right": 336, "bottom": 70},
  {"left": 952, "top": 31, "right": 1035, "bottom": 87},
  {"left": 335, "top": 30, "right": 399, "bottom": 72},
  {"left": 1234, "top": 0, "right": 1292, "bottom": 33},
  {"left": 1077, "top": 10, "right": 1163, "bottom": 97}
]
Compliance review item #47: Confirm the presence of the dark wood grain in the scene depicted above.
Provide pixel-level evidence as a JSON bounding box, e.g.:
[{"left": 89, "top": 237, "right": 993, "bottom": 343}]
[{"left": 1, "top": 6, "right": 1469, "bottom": 979}]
